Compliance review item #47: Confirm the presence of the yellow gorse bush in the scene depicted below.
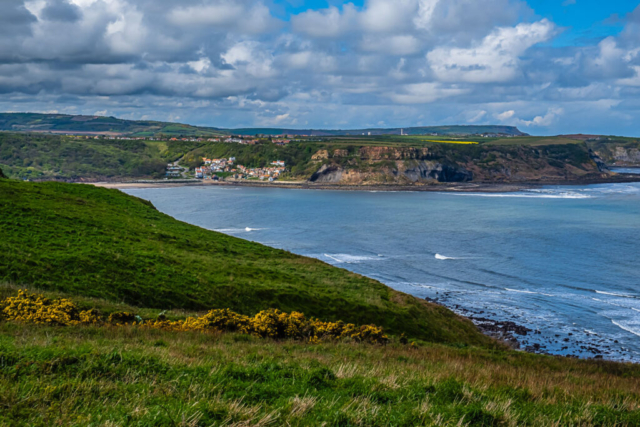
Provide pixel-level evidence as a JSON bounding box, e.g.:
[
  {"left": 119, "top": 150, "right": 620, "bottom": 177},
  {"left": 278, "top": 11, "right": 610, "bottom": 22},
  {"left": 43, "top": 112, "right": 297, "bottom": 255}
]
[
  {"left": 1, "top": 290, "right": 100, "bottom": 325},
  {"left": 0, "top": 291, "right": 389, "bottom": 345}
]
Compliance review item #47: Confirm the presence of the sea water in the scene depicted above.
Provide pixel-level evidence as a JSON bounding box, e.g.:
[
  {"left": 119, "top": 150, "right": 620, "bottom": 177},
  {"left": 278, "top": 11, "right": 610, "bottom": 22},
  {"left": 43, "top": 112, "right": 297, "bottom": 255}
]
[{"left": 125, "top": 178, "right": 640, "bottom": 361}]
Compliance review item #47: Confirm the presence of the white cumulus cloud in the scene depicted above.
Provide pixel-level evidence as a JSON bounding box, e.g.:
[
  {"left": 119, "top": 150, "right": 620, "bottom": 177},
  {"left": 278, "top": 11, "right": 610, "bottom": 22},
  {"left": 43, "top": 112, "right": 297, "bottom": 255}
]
[{"left": 427, "top": 19, "right": 555, "bottom": 83}]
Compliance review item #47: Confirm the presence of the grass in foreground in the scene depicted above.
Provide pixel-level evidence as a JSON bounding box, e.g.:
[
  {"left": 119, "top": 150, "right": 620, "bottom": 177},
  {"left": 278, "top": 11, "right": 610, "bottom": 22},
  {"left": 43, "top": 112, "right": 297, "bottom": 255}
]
[
  {"left": 1, "top": 321, "right": 639, "bottom": 426},
  {"left": 0, "top": 179, "right": 491, "bottom": 346},
  {"left": 1, "top": 285, "right": 639, "bottom": 426}
]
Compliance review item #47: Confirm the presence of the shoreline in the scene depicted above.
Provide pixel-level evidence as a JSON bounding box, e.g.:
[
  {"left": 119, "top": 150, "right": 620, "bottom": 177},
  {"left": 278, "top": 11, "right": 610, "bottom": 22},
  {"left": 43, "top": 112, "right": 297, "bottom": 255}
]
[
  {"left": 426, "top": 296, "right": 629, "bottom": 362},
  {"left": 87, "top": 174, "right": 640, "bottom": 193}
]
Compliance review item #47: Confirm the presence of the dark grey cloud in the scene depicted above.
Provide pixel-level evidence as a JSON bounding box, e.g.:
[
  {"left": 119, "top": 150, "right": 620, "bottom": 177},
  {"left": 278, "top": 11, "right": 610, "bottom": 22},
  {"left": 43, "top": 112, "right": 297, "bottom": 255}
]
[
  {"left": 0, "top": 0, "right": 36, "bottom": 36},
  {"left": 41, "top": 0, "right": 81, "bottom": 22}
]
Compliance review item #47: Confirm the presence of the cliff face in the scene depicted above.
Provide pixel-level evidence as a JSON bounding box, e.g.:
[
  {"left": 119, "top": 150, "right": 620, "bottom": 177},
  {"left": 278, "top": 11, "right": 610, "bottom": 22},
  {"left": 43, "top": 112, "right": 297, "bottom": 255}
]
[
  {"left": 591, "top": 145, "right": 640, "bottom": 166},
  {"left": 308, "top": 144, "right": 610, "bottom": 185}
]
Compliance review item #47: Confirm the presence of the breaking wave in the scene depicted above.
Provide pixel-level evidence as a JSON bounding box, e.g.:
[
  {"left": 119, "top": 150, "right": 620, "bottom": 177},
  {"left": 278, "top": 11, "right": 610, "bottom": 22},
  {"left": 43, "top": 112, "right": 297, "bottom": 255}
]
[
  {"left": 214, "top": 227, "right": 266, "bottom": 233},
  {"left": 611, "top": 320, "right": 640, "bottom": 337}
]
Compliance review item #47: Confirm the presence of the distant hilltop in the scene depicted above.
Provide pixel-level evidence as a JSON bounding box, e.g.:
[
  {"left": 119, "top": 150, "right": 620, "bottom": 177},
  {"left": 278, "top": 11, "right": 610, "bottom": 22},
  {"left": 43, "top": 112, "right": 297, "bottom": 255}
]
[
  {"left": 0, "top": 112, "right": 527, "bottom": 138},
  {"left": 229, "top": 125, "right": 527, "bottom": 137}
]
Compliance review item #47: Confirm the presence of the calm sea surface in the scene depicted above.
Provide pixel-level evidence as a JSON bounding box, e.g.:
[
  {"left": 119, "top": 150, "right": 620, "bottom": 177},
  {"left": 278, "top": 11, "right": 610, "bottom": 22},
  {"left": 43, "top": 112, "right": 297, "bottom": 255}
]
[{"left": 125, "top": 175, "right": 640, "bottom": 361}]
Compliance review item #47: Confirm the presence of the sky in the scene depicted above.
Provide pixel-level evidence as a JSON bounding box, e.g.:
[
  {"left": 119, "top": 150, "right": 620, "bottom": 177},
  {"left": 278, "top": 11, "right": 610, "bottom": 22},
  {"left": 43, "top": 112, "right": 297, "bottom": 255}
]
[{"left": 1, "top": 1, "right": 640, "bottom": 135}]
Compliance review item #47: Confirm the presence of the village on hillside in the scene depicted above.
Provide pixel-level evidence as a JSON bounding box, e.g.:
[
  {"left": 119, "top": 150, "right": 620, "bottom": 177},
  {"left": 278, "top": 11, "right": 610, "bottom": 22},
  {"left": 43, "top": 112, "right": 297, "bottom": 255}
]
[{"left": 167, "top": 157, "right": 286, "bottom": 182}]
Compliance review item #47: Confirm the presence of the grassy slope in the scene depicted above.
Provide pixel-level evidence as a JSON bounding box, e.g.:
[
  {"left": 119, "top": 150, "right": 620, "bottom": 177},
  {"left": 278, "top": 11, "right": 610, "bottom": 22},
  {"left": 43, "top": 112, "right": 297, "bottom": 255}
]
[
  {"left": 0, "top": 179, "right": 491, "bottom": 346},
  {"left": 0, "top": 113, "right": 227, "bottom": 137},
  {"left": 1, "top": 320, "right": 639, "bottom": 426},
  {"left": 0, "top": 113, "right": 522, "bottom": 137},
  {"left": 0, "top": 133, "right": 167, "bottom": 180},
  {"left": 485, "top": 136, "right": 582, "bottom": 146},
  {"left": 0, "top": 133, "right": 210, "bottom": 180}
]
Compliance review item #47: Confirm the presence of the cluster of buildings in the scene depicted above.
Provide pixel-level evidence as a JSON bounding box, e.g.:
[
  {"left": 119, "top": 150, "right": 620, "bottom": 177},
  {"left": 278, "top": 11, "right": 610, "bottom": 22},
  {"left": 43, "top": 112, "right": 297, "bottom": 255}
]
[
  {"left": 165, "top": 162, "right": 185, "bottom": 178},
  {"left": 68, "top": 133, "right": 298, "bottom": 145},
  {"left": 192, "top": 158, "right": 286, "bottom": 181},
  {"left": 194, "top": 157, "right": 235, "bottom": 178},
  {"left": 168, "top": 137, "right": 221, "bottom": 142},
  {"left": 222, "top": 136, "right": 292, "bottom": 145}
]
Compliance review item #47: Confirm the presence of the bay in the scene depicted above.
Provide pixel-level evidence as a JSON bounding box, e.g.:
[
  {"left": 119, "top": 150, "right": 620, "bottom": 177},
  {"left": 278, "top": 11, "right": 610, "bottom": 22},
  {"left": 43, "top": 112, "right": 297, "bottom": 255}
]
[{"left": 125, "top": 181, "right": 640, "bottom": 361}]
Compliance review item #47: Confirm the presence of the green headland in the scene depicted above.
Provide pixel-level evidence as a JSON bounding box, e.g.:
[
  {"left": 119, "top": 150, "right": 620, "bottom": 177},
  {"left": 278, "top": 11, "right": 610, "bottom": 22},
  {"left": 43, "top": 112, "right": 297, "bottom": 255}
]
[{"left": 2, "top": 113, "right": 640, "bottom": 184}]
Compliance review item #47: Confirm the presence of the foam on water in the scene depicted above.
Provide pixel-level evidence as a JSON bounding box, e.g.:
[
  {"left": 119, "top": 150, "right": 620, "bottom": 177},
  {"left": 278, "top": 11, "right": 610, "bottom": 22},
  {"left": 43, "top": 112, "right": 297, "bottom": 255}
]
[
  {"left": 505, "top": 288, "right": 536, "bottom": 294},
  {"left": 505, "top": 288, "right": 555, "bottom": 297},
  {"left": 323, "top": 254, "right": 382, "bottom": 264},
  {"left": 595, "top": 290, "right": 637, "bottom": 298},
  {"left": 214, "top": 227, "right": 266, "bottom": 233},
  {"left": 449, "top": 191, "right": 591, "bottom": 199}
]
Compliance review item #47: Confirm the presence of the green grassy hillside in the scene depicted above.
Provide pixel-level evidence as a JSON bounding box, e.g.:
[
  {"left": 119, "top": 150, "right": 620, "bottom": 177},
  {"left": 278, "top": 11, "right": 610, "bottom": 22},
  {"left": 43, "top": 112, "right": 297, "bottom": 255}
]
[
  {"left": 0, "top": 112, "right": 524, "bottom": 137},
  {"left": 0, "top": 133, "right": 168, "bottom": 180},
  {"left": 0, "top": 179, "right": 491, "bottom": 346},
  {"left": 2, "top": 318, "right": 639, "bottom": 426},
  {"left": 0, "top": 113, "right": 227, "bottom": 137},
  {"left": 0, "top": 133, "right": 211, "bottom": 180}
]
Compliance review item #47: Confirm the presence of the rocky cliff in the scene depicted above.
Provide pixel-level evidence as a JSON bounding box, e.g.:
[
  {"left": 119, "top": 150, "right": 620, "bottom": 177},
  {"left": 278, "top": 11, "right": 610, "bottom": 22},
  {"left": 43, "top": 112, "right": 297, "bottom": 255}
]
[
  {"left": 590, "top": 143, "right": 640, "bottom": 167},
  {"left": 308, "top": 144, "right": 610, "bottom": 185}
]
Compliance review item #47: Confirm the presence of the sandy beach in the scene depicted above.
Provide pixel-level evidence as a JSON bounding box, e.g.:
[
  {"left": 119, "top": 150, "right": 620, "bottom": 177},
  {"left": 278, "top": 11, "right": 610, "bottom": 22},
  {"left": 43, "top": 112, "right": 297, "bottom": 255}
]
[{"left": 88, "top": 174, "right": 640, "bottom": 193}]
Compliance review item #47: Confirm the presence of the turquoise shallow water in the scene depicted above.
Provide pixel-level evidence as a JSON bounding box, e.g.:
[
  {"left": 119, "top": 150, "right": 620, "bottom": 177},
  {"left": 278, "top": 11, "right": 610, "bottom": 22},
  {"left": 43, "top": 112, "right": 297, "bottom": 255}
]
[{"left": 125, "top": 179, "right": 640, "bottom": 361}]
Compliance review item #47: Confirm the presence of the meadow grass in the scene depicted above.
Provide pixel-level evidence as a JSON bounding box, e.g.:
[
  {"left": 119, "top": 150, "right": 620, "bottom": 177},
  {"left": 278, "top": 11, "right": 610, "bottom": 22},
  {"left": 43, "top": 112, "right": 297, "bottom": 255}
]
[{"left": 1, "top": 321, "right": 639, "bottom": 426}]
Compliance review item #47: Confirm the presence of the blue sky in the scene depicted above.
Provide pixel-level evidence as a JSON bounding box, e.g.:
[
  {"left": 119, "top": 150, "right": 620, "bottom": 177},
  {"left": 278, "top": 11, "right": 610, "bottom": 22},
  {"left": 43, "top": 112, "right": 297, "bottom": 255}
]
[
  {"left": 1, "top": 0, "right": 640, "bottom": 135},
  {"left": 530, "top": 0, "right": 637, "bottom": 45}
]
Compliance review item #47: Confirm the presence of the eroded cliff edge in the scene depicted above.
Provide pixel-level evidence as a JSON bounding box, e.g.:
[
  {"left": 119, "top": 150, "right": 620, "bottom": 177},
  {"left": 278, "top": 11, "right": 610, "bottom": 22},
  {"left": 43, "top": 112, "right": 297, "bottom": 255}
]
[{"left": 308, "top": 144, "right": 611, "bottom": 185}]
